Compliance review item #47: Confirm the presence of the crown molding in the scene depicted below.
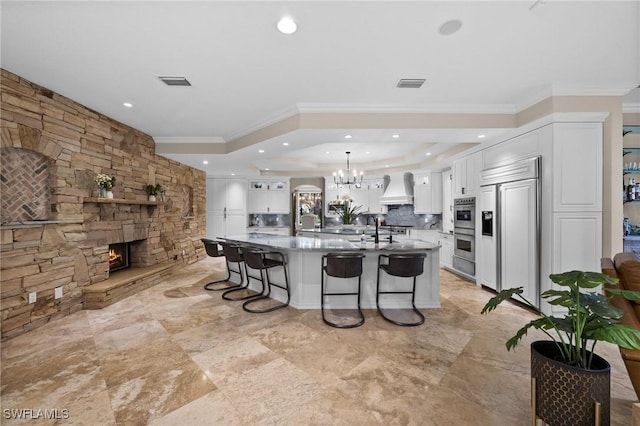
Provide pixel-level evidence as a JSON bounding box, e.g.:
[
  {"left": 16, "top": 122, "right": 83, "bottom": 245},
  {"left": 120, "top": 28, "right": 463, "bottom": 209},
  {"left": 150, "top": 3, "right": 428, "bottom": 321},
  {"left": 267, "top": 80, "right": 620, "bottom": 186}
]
[
  {"left": 153, "top": 136, "right": 226, "bottom": 144},
  {"left": 295, "top": 102, "right": 517, "bottom": 114}
]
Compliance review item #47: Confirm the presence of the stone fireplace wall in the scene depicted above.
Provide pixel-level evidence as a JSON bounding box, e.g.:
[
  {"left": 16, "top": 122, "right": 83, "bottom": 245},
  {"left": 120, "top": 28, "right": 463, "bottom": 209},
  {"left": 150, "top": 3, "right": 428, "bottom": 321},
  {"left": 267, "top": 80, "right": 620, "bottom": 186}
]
[{"left": 0, "top": 69, "right": 207, "bottom": 339}]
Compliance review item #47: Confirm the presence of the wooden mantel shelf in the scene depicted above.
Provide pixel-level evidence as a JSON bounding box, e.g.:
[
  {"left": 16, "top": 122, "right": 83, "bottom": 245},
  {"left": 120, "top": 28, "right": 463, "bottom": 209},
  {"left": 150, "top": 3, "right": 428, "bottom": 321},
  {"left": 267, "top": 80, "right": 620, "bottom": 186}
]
[{"left": 84, "top": 197, "right": 164, "bottom": 206}]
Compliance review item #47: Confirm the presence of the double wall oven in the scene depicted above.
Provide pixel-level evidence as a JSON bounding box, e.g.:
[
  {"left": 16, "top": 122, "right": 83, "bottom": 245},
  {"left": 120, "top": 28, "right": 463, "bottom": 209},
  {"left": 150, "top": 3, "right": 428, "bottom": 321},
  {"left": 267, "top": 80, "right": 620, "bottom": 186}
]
[{"left": 453, "top": 197, "right": 476, "bottom": 276}]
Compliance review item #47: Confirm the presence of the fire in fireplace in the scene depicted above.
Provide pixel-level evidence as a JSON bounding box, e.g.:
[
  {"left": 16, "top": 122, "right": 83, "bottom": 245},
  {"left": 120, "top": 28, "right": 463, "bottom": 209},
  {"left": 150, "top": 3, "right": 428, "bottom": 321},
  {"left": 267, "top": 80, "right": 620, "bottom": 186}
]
[{"left": 109, "top": 242, "right": 130, "bottom": 272}]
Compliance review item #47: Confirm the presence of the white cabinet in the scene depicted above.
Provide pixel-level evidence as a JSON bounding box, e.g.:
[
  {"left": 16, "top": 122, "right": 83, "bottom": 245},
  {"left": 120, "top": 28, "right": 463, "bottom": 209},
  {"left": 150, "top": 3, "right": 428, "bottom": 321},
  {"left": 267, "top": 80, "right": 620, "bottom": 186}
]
[
  {"left": 325, "top": 179, "right": 387, "bottom": 215},
  {"left": 442, "top": 169, "right": 453, "bottom": 233},
  {"left": 413, "top": 173, "right": 442, "bottom": 214},
  {"left": 551, "top": 123, "right": 602, "bottom": 212},
  {"left": 248, "top": 179, "right": 290, "bottom": 213},
  {"left": 325, "top": 182, "right": 345, "bottom": 216},
  {"left": 207, "top": 178, "right": 247, "bottom": 239},
  {"left": 438, "top": 233, "right": 453, "bottom": 269},
  {"left": 453, "top": 153, "right": 481, "bottom": 197},
  {"left": 349, "top": 182, "right": 370, "bottom": 213},
  {"left": 367, "top": 178, "right": 387, "bottom": 214}
]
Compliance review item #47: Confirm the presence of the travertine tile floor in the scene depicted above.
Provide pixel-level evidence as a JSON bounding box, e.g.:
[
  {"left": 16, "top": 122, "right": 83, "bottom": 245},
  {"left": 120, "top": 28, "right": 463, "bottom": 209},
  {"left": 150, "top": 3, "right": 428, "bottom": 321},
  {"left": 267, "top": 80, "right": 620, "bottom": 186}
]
[{"left": 1, "top": 256, "right": 637, "bottom": 425}]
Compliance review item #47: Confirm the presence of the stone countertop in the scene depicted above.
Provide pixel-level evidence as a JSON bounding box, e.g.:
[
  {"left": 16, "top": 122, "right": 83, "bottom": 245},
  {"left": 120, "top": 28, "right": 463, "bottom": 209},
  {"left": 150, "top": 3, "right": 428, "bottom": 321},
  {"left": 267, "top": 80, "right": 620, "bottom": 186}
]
[{"left": 222, "top": 233, "right": 439, "bottom": 252}]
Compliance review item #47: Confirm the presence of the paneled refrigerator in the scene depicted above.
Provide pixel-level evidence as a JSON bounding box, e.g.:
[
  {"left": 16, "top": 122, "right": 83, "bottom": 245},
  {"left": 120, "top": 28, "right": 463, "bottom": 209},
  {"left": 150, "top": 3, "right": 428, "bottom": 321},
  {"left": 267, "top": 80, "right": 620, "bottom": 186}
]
[{"left": 478, "top": 157, "right": 540, "bottom": 307}]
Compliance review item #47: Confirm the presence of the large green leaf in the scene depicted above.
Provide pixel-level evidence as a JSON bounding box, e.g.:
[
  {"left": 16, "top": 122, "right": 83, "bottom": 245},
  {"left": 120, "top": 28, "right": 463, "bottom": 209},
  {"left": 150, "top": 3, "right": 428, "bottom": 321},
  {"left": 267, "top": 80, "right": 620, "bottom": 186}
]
[
  {"left": 480, "top": 287, "right": 524, "bottom": 314},
  {"left": 550, "top": 271, "right": 581, "bottom": 290},
  {"left": 547, "top": 316, "right": 575, "bottom": 334},
  {"left": 591, "top": 324, "right": 640, "bottom": 350},
  {"left": 542, "top": 289, "right": 575, "bottom": 308},
  {"left": 607, "top": 288, "right": 640, "bottom": 302},
  {"left": 505, "top": 317, "right": 550, "bottom": 350},
  {"left": 580, "top": 293, "right": 624, "bottom": 318},
  {"left": 577, "top": 271, "right": 617, "bottom": 289}
]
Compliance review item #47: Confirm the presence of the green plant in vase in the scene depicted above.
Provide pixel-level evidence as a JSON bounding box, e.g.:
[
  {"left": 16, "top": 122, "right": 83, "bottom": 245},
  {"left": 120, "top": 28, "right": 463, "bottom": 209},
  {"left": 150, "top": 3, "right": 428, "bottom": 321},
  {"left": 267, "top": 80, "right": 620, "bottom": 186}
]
[
  {"left": 145, "top": 183, "right": 163, "bottom": 201},
  {"left": 336, "top": 197, "right": 363, "bottom": 225}
]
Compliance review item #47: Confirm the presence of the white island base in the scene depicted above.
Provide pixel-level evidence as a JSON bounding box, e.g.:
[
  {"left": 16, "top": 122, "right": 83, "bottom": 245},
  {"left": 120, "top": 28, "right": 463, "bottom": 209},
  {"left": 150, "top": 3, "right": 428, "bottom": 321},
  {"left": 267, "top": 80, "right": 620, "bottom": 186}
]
[{"left": 221, "top": 234, "right": 441, "bottom": 310}]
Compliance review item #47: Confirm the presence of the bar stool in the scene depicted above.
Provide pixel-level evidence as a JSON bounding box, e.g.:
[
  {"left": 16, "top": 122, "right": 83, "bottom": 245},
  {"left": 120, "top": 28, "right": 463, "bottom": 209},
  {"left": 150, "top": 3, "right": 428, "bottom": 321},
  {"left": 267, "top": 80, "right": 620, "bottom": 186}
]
[
  {"left": 241, "top": 247, "right": 290, "bottom": 313},
  {"left": 213, "top": 242, "right": 252, "bottom": 301},
  {"left": 201, "top": 239, "right": 243, "bottom": 292},
  {"left": 376, "top": 252, "right": 427, "bottom": 326},
  {"left": 321, "top": 252, "right": 366, "bottom": 328}
]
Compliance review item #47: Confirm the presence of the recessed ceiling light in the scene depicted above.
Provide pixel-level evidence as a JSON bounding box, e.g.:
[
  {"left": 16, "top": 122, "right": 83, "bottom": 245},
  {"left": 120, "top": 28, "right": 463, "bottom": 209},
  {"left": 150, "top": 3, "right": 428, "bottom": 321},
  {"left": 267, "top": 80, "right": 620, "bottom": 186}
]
[
  {"left": 366, "top": 152, "right": 370, "bottom": 155},
  {"left": 231, "top": 173, "right": 235, "bottom": 176},
  {"left": 325, "top": 151, "right": 330, "bottom": 154},
  {"left": 277, "top": 17, "right": 297, "bottom": 34},
  {"left": 426, "top": 152, "right": 431, "bottom": 156},
  {"left": 203, "top": 160, "right": 208, "bottom": 164},
  {"left": 265, "top": 168, "right": 270, "bottom": 171},
  {"left": 478, "top": 134, "right": 486, "bottom": 139},
  {"left": 123, "top": 102, "right": 133, "bottom": 108},
  {"left": 385, "top": 165, "right": 389, "bottom": 168},
  {"left": 283, "top": 142, "right": 289, "bottom": 146},
  {"left": 392, "top": 134, "right": 399, "bottom": 139},
  {"left": 439, "top": 19, "right": 463, "bottom": 36},
  {"left": 258, "top": 149, "right": 265, "bottom": 153},
  {"left": 344, "top": 135, "right": 352, "bottom": 139}
]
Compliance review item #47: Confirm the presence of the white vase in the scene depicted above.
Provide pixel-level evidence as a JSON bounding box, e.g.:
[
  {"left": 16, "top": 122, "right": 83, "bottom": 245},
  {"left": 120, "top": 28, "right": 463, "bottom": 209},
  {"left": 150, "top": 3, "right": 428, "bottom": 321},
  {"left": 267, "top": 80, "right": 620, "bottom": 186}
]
[
  {"left": 106, "top": 191, "right": 114, "bottom": 199},
  {"left": 148, "top": 195, "right": 156, "bottom": 202},
  {"left": 98, "top": 187, "right": 107, "bottom": 198}
]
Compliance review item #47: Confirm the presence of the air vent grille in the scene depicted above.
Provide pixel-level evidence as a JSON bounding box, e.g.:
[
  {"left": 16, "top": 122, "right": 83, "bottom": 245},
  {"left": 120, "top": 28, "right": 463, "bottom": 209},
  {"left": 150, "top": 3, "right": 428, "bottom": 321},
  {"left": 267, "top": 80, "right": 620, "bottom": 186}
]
[
  {"left": 158, "top": 76, "right": 192, "bottom": 86},
  {"left": 396, "top": 78, "right": 426, "bottom": 89}
]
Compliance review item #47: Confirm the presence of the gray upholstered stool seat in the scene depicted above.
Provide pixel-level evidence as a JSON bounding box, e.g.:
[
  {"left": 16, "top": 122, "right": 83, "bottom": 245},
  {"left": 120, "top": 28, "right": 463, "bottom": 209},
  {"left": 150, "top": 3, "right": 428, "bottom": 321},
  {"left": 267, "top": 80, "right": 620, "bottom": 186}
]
[{"left": 321, "top": 252, "right": 366, "bottom": 328}]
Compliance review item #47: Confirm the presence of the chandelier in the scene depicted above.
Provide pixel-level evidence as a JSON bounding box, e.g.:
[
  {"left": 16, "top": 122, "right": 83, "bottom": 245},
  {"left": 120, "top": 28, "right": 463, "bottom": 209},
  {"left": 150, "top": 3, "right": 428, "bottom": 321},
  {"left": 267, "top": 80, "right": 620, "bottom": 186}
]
[{"left": 333, "top": 151, "right": 363, "bottom": 185}]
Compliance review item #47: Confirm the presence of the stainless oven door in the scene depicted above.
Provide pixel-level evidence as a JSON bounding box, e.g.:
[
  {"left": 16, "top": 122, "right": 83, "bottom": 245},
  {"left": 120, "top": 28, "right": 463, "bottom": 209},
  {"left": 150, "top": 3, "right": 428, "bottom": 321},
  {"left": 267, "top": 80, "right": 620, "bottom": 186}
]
[
  {"left": 453, "top": 199, "right": 475, "bottom": 230},
  {"left": 454, "top": 227, "right": 475, "bottom": 261}
]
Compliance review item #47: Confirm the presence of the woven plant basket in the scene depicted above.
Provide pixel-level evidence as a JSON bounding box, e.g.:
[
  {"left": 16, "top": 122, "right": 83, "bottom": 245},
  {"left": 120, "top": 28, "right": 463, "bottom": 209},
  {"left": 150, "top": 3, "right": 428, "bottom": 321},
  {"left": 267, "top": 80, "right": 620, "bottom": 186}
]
[{"left": 531, "top": 341, "right": 610, "bottom": 426}]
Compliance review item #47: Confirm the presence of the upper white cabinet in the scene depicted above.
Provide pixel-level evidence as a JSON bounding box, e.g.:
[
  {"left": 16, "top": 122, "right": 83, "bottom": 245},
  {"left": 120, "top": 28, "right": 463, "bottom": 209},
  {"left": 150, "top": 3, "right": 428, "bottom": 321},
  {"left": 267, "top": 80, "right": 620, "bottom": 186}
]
[
  {"left": 349, "top": 182, "right": 370, "bottom": 213},
  {"left": 452, "top": 152, "right": 481, "bottom": 197},
  {"left": 413, "top": 173, "right": 442, "bottom": 214},
  {"left": 551, "top": 122, "right": 603, "bottom": 212},
  {"left": 324, "top": 179, "right": 387, "bottom": 215},
  {"left": 482, "top": 129, "right": 541, "bottom": 170},
  {"left": 367, "top": 178, "right": 387, "bottom": 214},
  {"left": 248, "top": 179, "right": 290, "bottom": 213}
]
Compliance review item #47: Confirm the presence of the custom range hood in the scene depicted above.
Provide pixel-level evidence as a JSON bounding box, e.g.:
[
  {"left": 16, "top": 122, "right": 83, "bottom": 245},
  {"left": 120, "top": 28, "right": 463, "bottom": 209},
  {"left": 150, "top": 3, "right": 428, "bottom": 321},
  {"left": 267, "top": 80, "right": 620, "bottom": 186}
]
[{"left": 379, "top": 172, "right": 414, "bottom": 205}]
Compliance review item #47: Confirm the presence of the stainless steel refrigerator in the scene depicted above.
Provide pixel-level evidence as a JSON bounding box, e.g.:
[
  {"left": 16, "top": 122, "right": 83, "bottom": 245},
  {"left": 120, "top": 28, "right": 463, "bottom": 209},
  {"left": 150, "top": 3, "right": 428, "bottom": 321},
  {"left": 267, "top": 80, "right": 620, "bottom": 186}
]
[{"left": 478, "top": 157, "right": 540, "bottom": 307}]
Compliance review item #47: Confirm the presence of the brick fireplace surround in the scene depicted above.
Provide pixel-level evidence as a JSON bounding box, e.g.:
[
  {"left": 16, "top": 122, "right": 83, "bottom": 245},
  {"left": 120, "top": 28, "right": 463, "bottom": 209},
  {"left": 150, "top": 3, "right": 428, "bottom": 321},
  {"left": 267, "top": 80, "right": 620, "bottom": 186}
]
[{"left": 0, "top": 69, "right": 207, "bottom": 340}]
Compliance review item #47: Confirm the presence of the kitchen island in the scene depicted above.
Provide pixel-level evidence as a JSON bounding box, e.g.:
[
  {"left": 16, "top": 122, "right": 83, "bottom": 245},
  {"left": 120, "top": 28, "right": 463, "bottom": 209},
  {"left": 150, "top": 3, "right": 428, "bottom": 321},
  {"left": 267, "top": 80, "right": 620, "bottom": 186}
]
[{"left": 221, "top": 233, "right": 440, "bottom": 310}]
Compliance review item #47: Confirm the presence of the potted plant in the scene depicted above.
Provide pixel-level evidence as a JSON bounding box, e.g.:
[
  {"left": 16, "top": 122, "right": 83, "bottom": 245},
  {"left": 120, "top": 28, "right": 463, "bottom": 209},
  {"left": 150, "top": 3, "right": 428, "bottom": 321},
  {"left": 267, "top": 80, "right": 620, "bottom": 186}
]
[
  {"left": 481, "top": 271, "right": 640, "bottom": 425},
  {"left": 95, "top": 173, "right": 116, "bottom": 198},
  {"left": 335, "top": 196, "right": 362, "bottom": 226},
  {"left": 145, "top": 183, "right": 163, "bottom": 202}
]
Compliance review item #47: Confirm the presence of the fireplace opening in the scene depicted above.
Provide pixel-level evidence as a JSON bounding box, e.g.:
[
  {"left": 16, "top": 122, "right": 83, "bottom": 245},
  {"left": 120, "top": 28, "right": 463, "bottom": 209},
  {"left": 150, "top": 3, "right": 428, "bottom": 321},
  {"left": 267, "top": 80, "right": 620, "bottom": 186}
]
[{"left": 109, "top": 242, "right": 130, "bottom": 272}]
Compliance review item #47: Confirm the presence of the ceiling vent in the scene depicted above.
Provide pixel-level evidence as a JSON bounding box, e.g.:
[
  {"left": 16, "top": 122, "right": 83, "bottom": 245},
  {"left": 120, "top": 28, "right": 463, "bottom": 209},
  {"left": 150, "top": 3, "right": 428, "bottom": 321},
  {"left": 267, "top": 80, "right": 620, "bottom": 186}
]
[
  {"left": 158, "top": 76, "right": 192, "bottom": 86},
  {"left": 396, "top": 78, "right": 426, "bottom": 89}
]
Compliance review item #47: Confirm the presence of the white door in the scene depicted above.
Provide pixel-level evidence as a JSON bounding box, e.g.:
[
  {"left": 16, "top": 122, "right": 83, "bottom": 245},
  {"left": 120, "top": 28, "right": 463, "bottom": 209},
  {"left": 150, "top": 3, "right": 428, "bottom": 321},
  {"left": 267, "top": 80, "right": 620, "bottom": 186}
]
[
  {"left": 500, "top": 179, "right": 538, "bottom": 305},
  {"left": 207, "top": 178, "right": 247, "bottom": 239},
  {"left": 478, "top": 185, "right": 497, "bottom": 290}
]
